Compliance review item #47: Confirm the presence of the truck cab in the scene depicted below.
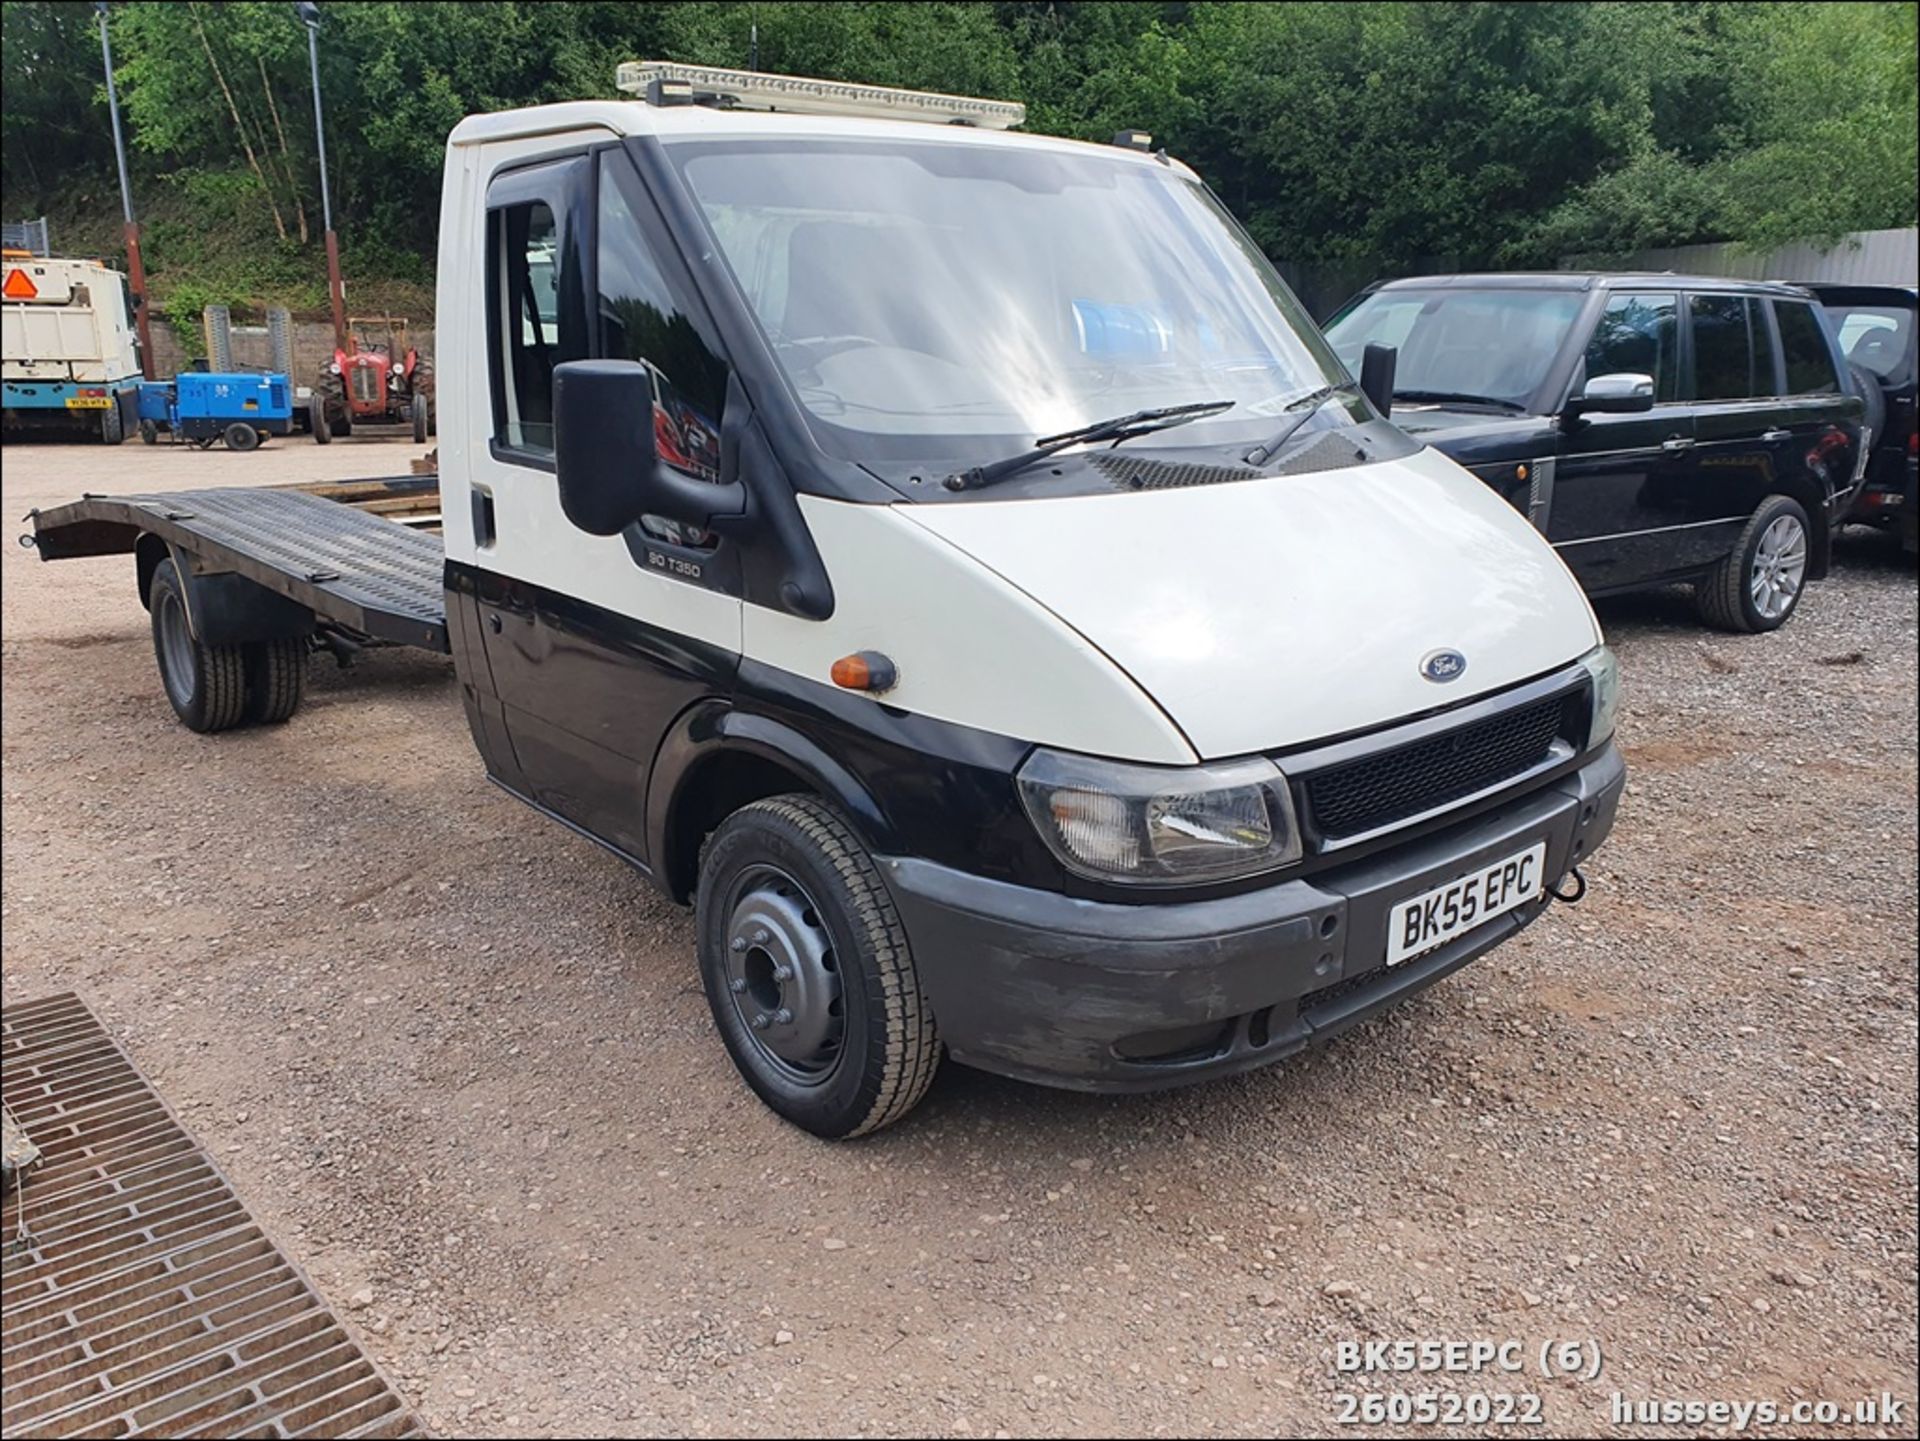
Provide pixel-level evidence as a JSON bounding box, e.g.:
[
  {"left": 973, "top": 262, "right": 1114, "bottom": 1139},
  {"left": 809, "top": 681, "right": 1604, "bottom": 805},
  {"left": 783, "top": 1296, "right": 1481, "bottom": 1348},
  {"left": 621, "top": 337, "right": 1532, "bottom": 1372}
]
[
  {"left": 29, "top": 66, "right": 1626, "bottom": 1138},
  {"left": 435, "top": 66, "right": 1624, "bottom": 1135},
  {"left": 1, "top": 253, "right": 142, "bottom": 443}
]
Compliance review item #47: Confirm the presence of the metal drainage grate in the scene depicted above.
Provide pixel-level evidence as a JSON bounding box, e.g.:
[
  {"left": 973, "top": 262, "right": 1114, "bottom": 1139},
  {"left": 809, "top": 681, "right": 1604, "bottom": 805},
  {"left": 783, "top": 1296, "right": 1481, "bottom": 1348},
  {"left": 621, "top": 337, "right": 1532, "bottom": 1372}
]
[{"left": 2, "top": 993, "right": 421, "bottom": 1439}]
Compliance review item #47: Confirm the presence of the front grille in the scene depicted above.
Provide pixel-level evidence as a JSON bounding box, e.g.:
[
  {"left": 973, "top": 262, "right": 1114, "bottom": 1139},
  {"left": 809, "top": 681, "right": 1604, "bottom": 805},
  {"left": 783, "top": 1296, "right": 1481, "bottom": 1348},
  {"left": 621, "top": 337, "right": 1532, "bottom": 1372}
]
[
  {"left": 349, "top": 365, "right": 381, "bottom": 404},
  {"left": 1302, "top": 694, "right": 1572, "bottom": 841}
]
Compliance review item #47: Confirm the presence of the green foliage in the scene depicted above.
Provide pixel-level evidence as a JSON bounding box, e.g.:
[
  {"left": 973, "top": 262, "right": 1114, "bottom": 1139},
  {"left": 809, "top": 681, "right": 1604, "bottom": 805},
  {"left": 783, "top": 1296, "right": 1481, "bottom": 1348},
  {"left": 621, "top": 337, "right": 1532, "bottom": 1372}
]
[{"left": 3, "top": 0, "right": 1913, "bottom": 315}]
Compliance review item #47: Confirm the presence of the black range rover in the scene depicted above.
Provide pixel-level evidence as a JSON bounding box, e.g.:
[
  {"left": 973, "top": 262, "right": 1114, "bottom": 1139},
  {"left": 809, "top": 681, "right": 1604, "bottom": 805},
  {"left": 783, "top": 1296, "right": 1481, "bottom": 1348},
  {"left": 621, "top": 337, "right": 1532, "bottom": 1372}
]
[{"left": 1326, "top": 273, "right": 1866, "bottom": 632}]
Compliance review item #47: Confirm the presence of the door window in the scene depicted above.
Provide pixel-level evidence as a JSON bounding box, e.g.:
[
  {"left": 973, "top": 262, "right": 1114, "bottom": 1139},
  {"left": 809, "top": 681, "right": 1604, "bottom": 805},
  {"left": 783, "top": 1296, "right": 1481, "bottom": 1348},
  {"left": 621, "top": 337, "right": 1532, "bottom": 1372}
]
[
  {"left": 595, "top": 154, "right": 731, "bottom": 486},
  {"left": 1584, "top": 293, "right": 1678, "bottom": 402},
  {"left": 1690, "top": 294, "right": 1752, "bottom": 401},
  {"left": 1747, "top": 298, "right": 1780, "bottom": 395},
  {"left": 1773, "top": 300, "right": 1841, "bottom": 395}
]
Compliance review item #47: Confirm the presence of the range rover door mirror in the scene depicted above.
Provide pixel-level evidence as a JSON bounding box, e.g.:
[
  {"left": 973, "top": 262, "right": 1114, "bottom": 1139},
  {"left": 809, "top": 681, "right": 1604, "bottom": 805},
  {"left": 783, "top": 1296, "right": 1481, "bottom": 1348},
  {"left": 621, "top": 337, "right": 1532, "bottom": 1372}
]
[
  {"left": 553, "top": 359, "right": 745, "bottom": 536},
  {"left": 1567, "top": 372, "right": 1655, "bottom": 417}
]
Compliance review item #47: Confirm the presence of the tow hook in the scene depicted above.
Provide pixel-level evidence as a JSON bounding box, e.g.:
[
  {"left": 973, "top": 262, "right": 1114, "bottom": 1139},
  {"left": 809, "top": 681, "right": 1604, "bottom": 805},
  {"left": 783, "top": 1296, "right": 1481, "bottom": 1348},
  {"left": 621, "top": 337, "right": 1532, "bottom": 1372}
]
[{"left": 1548, "top": 867, "right": 1587, "bottom": 905}]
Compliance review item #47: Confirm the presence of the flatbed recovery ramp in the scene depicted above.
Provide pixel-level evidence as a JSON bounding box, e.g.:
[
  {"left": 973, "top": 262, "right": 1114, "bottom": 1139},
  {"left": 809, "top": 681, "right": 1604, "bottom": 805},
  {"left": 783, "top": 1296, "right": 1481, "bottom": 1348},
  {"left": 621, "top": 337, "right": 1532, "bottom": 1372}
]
[{"left": 28, "top": 485, "right": 448, "bottom": 652}]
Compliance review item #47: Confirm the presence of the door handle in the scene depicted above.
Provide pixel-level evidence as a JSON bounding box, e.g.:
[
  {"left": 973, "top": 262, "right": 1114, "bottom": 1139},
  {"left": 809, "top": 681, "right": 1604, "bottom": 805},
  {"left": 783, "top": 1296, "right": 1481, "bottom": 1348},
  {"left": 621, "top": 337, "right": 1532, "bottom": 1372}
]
[
  {"left": 1660, "top": 436, "right": 1695, "bottom": 453},
  {"left": 1759, "top": 428, "right": 1791, "bottom": 442}
]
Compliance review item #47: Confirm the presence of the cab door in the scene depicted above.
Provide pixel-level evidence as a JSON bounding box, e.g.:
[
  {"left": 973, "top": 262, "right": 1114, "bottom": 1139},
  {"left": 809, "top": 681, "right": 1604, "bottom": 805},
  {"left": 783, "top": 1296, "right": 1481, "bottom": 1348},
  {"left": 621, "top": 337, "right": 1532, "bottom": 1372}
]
[
  {"left": 468, "top": 144, "right": 743, "bottom": 865},
  {"left": 1549, "top": 290, "right": 1698, "bottom": 592}
]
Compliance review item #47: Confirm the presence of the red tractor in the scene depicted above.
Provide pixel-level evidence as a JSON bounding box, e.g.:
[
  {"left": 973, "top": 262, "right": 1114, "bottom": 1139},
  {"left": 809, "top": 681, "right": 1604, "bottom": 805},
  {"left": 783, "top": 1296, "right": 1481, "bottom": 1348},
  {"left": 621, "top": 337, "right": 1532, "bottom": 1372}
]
[{"left": 317, "top": 315, "right": 433, "bottom": 442}]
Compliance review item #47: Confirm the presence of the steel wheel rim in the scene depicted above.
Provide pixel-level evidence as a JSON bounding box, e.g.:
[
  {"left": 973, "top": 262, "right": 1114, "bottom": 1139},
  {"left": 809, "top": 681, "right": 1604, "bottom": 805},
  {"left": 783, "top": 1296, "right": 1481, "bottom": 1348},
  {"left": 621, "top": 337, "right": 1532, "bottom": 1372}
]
[
  {"left": 722, "top": 865, "right": 844, "bottom": 1086},
  {"left": 156, "top": 588, "right": 196, "bottom": 707},
  {"left": 1750, "top": 514, "right": 1807, "bottom": 620}
]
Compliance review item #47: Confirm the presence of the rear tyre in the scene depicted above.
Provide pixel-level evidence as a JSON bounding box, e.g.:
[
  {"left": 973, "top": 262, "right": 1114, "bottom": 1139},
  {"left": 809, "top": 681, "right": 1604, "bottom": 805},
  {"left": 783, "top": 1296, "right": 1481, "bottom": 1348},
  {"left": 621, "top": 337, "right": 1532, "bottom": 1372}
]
[
  {"left": 149, "top": 558, "right": 249, "bottom": 732},
  {"left": 224, "top": 422, "right": 260, "bottom": 452},
  {"left": 410, "top": 392, "right": 429, "bottom": 444},
  {"left": 140, "top": 419, "right": 158, "bottom": 445},
  {"left": 244, "top": 637, "right": 308, "bottom": 724},
  {"left": 1696, "top": 494, "right": 1811, "bottom": 633},
  {"left": 309, "top": 394, "right": 331, "bottom": 444},
  {"left": 100, "top": 404, "right": 124, "bottom": 445},
  {"left": 696, "top": 795, "right": 940, "bottom": 1139},
  {"left": 1847, "top": 361, "right": 1886, "bottom": 449}
]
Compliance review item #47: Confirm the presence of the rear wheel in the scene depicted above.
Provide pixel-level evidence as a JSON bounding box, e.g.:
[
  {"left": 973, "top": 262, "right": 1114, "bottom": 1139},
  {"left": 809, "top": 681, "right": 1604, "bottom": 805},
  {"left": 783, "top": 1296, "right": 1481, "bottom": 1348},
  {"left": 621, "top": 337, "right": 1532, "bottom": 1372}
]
[
  {"left": 100, "top": 404, "right": 124, "bottom": 445},
  {"left": 224, "top": 422, "right": 260, "bottom": 452},
  {"left": 1696, "top": 494, "right": 1811, "bottom": 633},
  {"left": 244, "top": 637, "right": 307, "bottom": 724},
  {"left": 149, "top": 558, "right": 248, "bottom": 732},
  {"left": 696, "top": 795, "right": 939, "bottom": 1138}
]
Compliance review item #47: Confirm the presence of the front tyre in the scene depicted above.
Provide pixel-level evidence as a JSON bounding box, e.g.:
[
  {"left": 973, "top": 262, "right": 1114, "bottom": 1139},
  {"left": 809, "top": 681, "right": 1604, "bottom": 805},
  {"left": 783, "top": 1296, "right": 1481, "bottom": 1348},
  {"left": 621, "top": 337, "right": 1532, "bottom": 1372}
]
[
  {"left": 1697, "top": 494, "right": 1811, "bottom": 633},
  {"left": 696, "top": 796, "right": 940, "bottom": 1139}
]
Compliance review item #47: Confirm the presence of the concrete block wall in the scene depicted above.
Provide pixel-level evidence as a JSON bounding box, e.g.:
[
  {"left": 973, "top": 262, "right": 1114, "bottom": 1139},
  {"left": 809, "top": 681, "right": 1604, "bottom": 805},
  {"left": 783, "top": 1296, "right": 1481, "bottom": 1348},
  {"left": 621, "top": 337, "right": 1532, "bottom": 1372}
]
[{"left": 149, "top": 319, "right": 435, "bottom": 383}]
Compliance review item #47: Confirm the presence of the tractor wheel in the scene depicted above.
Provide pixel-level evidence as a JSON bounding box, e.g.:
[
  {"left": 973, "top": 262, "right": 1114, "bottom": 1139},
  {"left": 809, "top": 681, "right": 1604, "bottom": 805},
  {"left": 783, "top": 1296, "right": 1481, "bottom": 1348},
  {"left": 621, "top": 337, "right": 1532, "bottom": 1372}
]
[
  {"left": 309, "top": 393, "right": 331, "bottom": 444},
  {"left": 224, "top": 422, "right": 261, "bottom": 452},
  {"left": 411, "top": 392, "right": 430, "bottom": 444},
  {"left": 414, "top": 356, "right": 436, "bottom": 436},
  {"left": 319, "top": 370, "right": 353, "bottom": 437}
]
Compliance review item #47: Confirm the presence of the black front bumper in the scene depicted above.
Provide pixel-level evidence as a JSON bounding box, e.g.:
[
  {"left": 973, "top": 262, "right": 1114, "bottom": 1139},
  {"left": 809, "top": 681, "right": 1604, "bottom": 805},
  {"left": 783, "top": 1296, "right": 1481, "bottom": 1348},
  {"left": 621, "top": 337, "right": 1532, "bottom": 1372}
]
[{"left": 883, "top": 743, "right": 1625, "bottom": 1092}]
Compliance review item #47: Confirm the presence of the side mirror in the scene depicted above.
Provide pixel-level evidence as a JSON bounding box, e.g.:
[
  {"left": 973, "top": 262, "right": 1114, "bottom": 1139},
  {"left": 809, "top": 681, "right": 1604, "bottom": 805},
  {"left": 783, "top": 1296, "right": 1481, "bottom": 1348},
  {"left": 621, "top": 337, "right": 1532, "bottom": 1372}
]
[
  {"left": 1567, "top": 372, "right": 1655, "bottom": 418},
  {"left": 553, "top": 359, "right": 745, "bottom": 537},
  {"left": 1359, "top": 342, "right": 1396, "bottom": 418}
]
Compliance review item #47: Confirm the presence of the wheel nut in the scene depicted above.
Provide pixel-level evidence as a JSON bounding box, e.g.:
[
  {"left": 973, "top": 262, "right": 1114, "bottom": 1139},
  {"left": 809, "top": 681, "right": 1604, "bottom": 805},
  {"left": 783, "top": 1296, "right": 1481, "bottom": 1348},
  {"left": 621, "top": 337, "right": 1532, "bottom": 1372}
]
[
  {"left": 772, "top": 965, "right": 793, "bottom": 982},
  {"left": 728, "top": 978, "right": 747, "bottom": 993},
  {"left": 730, "top": 937, "right": 747, "bottom": 953},
  {"left": 773, "top": 1008, "right": 793, "bottom": 1025},
  {"left": 751, "top": 1013, "right": 771, "bottom": 1030},
  {"left": 753, "top": 929, "right": 770, "bottom": 945}
]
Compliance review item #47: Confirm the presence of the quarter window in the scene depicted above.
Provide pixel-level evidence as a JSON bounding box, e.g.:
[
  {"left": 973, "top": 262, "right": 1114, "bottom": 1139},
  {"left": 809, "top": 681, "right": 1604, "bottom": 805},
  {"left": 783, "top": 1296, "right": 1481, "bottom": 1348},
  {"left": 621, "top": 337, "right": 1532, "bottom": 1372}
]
[
  {"left": 485, "top": 159, "right": 589, "bottom": 461},
  {"left": 1585, "top": 293, "right": 1678, "bottom": 402},
  {"left": 1690, "top": 294, "right": 1750, "bottom": 401},
  {"left": 1773, "top": 300, "right": 1841, "bottom": 394}
]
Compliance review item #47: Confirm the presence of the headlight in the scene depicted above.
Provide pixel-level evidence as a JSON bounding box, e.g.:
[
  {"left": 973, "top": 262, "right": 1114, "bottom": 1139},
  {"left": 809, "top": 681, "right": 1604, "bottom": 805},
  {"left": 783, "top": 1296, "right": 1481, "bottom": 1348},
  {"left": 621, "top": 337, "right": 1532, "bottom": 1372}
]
[
  {"left": 327, "top": 360, "right": 341, "bottom": 375},
  {"left": 1017, "top": 749, "right": 1302, "bottom": 885},
  {"left": 1579, "top": 644, "right": 1620, "bottom": 749},
  {"left": 389, "top": 369, "right": 404, "bottom": 390}
]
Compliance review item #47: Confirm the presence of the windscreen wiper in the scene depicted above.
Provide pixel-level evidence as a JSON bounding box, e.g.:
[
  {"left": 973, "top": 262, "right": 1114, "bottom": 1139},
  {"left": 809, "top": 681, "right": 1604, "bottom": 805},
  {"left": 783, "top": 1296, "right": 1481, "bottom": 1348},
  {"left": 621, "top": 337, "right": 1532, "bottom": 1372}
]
[
  {"left": 943, "top": 401, "right": 1234, "bottom": 492},
  {"left": 1243, "top": 381, "right": 1360, "bottom": 466},
  {"left": 1392, "top": 389, "right": 1525, "bottom": 411}
]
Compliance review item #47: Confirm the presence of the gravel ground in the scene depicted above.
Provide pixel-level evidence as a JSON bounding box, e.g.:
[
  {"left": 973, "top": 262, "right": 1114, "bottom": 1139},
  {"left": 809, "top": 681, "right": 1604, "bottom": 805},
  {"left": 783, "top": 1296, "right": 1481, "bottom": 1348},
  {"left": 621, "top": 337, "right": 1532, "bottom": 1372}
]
[{"left": 2, "top": 436, "right": 1915, "bottom": 1438}]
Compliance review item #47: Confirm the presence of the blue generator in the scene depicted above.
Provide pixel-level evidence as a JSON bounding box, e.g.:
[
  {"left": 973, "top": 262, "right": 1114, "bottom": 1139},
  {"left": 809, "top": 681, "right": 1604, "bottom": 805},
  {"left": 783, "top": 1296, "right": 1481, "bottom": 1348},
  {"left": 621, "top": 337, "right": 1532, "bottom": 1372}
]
[{"left": 138, "top": 371, "right": 294, "bottom": 451}]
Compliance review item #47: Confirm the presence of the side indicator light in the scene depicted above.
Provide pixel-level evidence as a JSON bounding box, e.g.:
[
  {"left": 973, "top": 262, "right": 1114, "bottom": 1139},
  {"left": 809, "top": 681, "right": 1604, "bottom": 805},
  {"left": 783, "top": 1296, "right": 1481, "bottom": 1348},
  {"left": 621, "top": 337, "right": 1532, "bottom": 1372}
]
[
  {"left": 1516, "top": 463, "right": 1530, "bottom": 482},
  {"left": 830, "top": 651, "right": 898, "bottom": 693}
]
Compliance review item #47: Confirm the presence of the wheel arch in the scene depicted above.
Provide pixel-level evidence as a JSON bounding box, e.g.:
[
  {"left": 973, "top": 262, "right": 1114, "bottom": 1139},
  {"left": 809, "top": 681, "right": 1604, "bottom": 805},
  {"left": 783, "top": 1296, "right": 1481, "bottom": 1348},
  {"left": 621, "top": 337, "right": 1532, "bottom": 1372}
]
[
  {"left": 1767, "top": 474, "right": 1832, "bottom": 580},
  {"left": 647, "top": 700, "right": 896, "bottom": 905}
]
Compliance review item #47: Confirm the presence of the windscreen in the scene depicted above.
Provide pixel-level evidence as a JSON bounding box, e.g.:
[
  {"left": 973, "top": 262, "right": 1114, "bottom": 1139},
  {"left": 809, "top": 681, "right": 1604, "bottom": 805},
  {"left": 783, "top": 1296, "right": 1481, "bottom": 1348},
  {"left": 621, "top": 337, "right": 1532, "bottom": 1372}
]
[
  {"left": 1326, "top": 287, "right": 1585, "bottom": 410},
  {"left": 1823, "top": 303, "right": 1916, "bottom": 388},
  {"left": 668, "top": 138, "right": 1351, "bottom": 466}
]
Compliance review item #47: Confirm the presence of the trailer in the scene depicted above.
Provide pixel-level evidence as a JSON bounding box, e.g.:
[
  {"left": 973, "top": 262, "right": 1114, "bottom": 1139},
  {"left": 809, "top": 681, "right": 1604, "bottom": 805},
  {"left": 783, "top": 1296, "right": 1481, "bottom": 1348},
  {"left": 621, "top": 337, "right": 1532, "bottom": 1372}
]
[{"left": 26, "top": 476, "right": 446, "bottom": 727}]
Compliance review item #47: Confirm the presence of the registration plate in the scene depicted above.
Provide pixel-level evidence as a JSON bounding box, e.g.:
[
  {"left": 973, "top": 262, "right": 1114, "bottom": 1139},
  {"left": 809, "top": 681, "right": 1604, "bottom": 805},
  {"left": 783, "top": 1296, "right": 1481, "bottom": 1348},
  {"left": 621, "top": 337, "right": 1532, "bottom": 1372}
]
[
  {"left": 63, "top": 396, "right": 111, "bottom": 410},
  {"left": 1386, "top": 841, "right": 1547, "bottom": 966}
]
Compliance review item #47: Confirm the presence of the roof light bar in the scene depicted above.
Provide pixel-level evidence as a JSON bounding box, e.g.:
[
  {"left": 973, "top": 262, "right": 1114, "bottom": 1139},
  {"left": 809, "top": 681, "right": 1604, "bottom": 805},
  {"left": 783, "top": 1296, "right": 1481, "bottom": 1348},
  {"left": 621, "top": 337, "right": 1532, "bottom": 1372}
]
[{"left": 616, "top": 61, "right": 1026, "bottom": 130}]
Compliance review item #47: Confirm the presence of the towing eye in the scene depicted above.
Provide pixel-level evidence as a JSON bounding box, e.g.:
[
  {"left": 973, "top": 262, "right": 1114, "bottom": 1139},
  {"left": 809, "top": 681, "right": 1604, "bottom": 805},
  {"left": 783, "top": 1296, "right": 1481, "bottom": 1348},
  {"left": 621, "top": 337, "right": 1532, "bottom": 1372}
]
[{"left": 1547, "top": 867, "right": 1588, "bottom": 905}]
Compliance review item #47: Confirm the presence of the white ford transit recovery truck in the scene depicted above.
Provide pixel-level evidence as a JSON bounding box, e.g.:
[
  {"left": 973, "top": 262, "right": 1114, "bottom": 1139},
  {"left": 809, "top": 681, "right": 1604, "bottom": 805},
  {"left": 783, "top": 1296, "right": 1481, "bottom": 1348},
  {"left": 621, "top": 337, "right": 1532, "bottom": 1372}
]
[{"left": 27, "top": 65, "right": 1625, "bottom": 1138}]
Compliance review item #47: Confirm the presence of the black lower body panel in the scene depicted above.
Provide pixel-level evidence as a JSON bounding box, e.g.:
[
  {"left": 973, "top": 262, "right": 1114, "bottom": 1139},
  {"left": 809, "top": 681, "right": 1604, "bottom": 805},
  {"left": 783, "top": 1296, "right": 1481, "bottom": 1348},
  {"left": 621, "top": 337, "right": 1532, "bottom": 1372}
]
[{"left": 883, "top": 743, "right": 1625, "bottom": 1093}]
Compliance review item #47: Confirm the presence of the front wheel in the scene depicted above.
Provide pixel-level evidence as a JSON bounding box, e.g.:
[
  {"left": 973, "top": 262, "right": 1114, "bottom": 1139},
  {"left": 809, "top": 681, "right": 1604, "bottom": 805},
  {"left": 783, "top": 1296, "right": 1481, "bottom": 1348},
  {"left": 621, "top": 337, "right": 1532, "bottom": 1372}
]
[
  {"left": 1697, "top": 494, "right": 1811, "bottom": 633},
  {"left": 139, "top": 419, "right": 158, "bottom": 445},
  {"left": 410, "top": 392, "right": 429, "bottom": 444},
  {"left": 309, "top": 394, "right": 331, "bottom": 444},
  {"left": 696, "top": 796, "right": 940, "bottom": 1138},
  {"left": 224, "top": 422, "right": 260, "bottom": 452}
]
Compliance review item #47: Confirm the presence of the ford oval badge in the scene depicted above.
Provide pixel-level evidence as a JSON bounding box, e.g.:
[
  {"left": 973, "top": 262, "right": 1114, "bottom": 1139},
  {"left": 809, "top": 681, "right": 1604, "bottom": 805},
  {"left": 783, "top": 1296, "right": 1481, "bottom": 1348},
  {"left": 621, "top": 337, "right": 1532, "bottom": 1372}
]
[{"left": 1420, "top": 648, "right": 1467, "bottom": 683}]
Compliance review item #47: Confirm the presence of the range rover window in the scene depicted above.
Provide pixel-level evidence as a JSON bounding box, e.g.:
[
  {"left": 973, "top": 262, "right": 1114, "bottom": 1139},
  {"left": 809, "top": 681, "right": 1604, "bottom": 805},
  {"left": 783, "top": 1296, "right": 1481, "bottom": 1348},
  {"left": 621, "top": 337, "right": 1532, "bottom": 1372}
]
[
  {"left": 1773, "top": 300, "right": 1842, "bottom": 394},
  {"left": 1824, "top": 302, "right": 1914, "bottom": 387},
  {"left": 1327, "top": 287, "right": 1584, "bottom": 410},
  {"left": 1690, "top": 293, "right": 1754, "bottom": 401},
  {"left": 1584, "top": 293, "right": 1678, "bottom": 402},
  {"left": 667, "top": 138, "right": 1360, "bottom": 476}
]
